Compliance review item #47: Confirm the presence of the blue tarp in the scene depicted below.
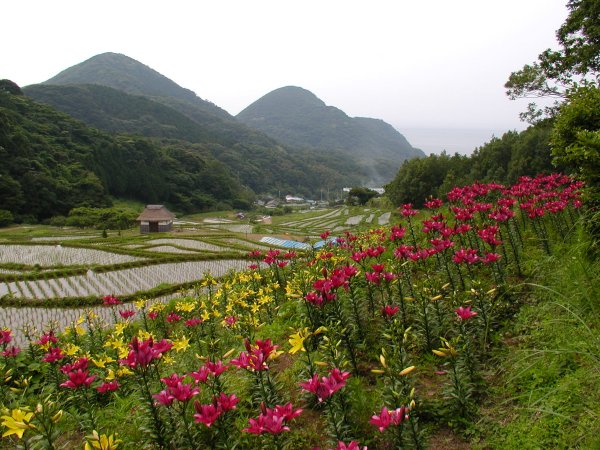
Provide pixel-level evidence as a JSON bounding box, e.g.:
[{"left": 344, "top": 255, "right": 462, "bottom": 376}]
[
  {"left": 259, "top": 237, "right": 335, "bottom": 250},
  {"left": 259, "top": 237, "right": 311, "bottom": 250}
]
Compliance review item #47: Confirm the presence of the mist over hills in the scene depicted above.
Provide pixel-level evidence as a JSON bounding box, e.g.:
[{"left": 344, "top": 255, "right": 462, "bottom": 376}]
[{"left": 237, "top": 86, "right": 424, "bottom": 184}]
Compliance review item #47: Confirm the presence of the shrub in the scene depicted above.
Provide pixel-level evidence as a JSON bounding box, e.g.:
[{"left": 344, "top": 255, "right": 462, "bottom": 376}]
[{"left": 0, "top": 209, "right": 13, "bottom": 227}]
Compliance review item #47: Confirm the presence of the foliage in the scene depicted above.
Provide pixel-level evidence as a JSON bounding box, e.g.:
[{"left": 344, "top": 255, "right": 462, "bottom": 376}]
[
  {"left": 0, "top": 85, "right": 252, "bottom": 220},
  {"left": 479, "top": 237, "right": 600, "bottom": 448},
  {"left": 347, "top": 187, "right": 378, "bottom": 206},
  {"left": 65, "top": 207, "right": 137, "bottom": 230},
  {"left": 551, "top": 85, "right": 600, "bottom": 244},
  {"left": 505, "top": 0, "right": 600, "bottom": 122},
  {"left": 385, "top": 122, "right": 557, "bottom": 207},
  {"left": 551, "top": 86, "right": 600, "bottom": 194},
  {"left": 24, "top": 83, "right": 367, "bottom": 199},
  {"left": 0, "top": 210, "right": 13, "bottom": 228}
]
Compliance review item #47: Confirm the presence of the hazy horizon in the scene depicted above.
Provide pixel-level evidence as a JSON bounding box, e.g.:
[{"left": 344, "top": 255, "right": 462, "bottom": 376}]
[
  {"left": 399, "top": 126, "right": 521, "bottom": 156},
  {"left": 2, "top": 1, "right": 568, "bottom": 134}
]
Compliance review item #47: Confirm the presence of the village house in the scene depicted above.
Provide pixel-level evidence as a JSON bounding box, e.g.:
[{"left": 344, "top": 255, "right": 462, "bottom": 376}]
[{"left": 137, "top": 205, "right": 175, "bottom": 233}]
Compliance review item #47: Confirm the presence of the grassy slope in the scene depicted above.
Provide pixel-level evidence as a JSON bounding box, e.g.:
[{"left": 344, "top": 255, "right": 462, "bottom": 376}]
[{"left": 477, "top": 233, "right": 600, "bottom": 448}]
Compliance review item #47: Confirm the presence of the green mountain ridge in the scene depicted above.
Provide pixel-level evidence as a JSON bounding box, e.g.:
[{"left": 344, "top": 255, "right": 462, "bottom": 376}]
[
  {"left": 26, "top": 53, "right": 372, "bottom": 196},
  {"left": 45, "top": 52, "right": 231, "bottom": 121},
  {"left": 236, "top": 86, "right": 425, "bottom": 184},
  {"left": 24, "top": 85, "right": 366, "bottom": 197},
  {"left": 35, "top": 53, "right": 422, "bottom": 187},
  {"left": 24, "top": 83, "right": 229, "bottom": 143}
]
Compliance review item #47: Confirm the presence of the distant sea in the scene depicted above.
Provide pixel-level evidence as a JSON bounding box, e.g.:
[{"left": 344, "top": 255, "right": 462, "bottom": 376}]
[{"left": 399, "top": 127, "right": 521, "bottom": 156}]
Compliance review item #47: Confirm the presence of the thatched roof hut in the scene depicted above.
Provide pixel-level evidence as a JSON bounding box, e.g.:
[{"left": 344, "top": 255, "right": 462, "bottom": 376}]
[{"left": 137, "top": 205, "right": 174, "bottom": 233}]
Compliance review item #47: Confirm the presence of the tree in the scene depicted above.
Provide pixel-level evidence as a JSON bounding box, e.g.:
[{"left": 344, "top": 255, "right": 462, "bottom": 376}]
[
  {"left": 0, "top": 210, "right": 13, "bottom": 227},
  {"left": 551, "top": 86, "right": 600, "bottom": 200},
  {"left": 347, "top": 187, "right": 378, "bottom": 206},
  {"left": 505, "top": 0, "right": 600, "bottom": 123}
]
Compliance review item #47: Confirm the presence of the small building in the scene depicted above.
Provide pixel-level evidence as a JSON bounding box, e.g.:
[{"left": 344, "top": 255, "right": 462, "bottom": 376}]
[
  {"left": 285, "top": 195, "right": 304, "bottom": 203},
  {"left": 137, "top": 205, "right": 175, "bottom": 233}
]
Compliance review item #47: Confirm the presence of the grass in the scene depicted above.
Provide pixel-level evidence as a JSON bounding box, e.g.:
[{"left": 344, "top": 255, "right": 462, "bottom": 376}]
[{"left": 476, "top": 235, "right": 600, "bottom": 448}]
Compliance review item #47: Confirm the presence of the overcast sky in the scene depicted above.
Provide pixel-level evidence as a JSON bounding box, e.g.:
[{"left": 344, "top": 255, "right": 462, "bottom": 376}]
[{"left": 3, "top": 0, "right": 568, "bottom": 152}]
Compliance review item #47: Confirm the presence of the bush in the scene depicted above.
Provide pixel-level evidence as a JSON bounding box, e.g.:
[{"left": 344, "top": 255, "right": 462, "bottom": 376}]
[
  {"left": 66, "top": 207, "right": 137, "bottom": 230},
  {"left": 47, "top": 215, "right": 67, "bottom": 227},
  {"left": 0, "top": 209, "right": 13, "bottom": 227}
]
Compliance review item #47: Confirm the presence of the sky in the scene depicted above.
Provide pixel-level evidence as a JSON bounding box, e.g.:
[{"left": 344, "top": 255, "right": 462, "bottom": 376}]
[{"left": 3, "top": 0, "right": 569, "bottom": 154}]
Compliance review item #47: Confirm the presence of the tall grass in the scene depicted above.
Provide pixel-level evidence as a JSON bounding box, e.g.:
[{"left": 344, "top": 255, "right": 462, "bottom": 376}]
[{"left": 479, "top": 234, "right": 600, "bottom": 448}]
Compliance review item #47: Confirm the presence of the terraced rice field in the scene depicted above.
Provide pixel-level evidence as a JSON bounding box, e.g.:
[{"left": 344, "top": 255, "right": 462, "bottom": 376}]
[
  {"left": 0, "top": 245, "right": 142, "bottom": 266},
  {"left": 144, "top": 246, "right": 200, "bottom": 254},
  {"left": 146, "top": 238, "right": 235, "bottom": 252},
  {"left": 0, "top": 206, "right": 397, "bottom": 346},
  {"left": 344, "top": 215, "right": 364, "bottom": 225},
  {"left": 0, "top": 259, "right": 249, "bottom": 300},
  {"left": 0, "top": 294, "right": 181, "bottom": 346},
  {"left": 378, "top": 212, "right": 391, "bottom": 225}
]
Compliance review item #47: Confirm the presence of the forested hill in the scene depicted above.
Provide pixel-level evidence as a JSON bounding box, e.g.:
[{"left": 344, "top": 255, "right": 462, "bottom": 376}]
[
  {"left": 26, "top": 54, "right": 368, "bottom": 196},
  {"left": 0, "top": 80, "right": 252, "bottom": 221},
  {"left": 24, "top": 83, "right": 366, "bottom": 197},
  {"left": 25, "top": 83, "right": 235, "bottom": 143},
  {"left": 236, "top": 86, "right": 425, "bottom": 184},
  {"left": 39, "top": 52, "right": 279, "bottom": 148}
]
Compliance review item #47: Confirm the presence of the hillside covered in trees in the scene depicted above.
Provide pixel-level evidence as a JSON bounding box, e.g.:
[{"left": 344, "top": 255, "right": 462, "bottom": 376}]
[
  {"left": 23, "top": 82, "right": 367, "bottom": 198},
  {"left": 385, "top": 120, "right": 556, "bottom": 207},
  {"left": 0, "top": 80, "right": 253, "bottom": 222},
  {"left": 237, "top": 86, "right": 424, "bottom": 185},
  {"left": 23, "top": 53, "right": 381, "bottom": 201}
]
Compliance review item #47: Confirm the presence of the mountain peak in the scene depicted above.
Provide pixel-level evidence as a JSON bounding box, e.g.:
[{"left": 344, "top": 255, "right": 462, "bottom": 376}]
[
  {"left": 43, "top": 52, "right": 199, "bottom": 103},
  {"left": 238, "top": 86, "right": 327, "bottom": 119},
  {"left": 41, "top": 52, "right": 232, "bottom": 120}
]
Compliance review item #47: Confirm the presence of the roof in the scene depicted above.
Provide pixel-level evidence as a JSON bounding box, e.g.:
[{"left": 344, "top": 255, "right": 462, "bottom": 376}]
[{"left": 136, "top": 205, "right": 175, "bottom": 221}]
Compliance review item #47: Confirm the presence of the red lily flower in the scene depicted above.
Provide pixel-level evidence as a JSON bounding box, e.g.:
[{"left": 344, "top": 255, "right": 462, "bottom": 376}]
[
  {"left": 455, "top": 305, "right": 478, "bottom": 320},
  {"left": 381, "top": 305, "right": 399, "bottom": 318},
  {"left": 119, "top": 309, "right": 136, "bottom": 319},
  {"left": 193, "top": 402, "right": 221, "bottom": 427},
  {"left": 42, "top": 347, "right": 65, "bottom": 363},
  {"left": 60, "top": 369, "right": 96, "bottom": 389},
  {"left": 0, "top": 329, "right": 12, "bottom": 345},
  {"left": 369, "top": 405, "right": 409, "bottom": 432},
  {"left": 215, "top": 393, "right": 239, "bottom": 412},
  {"left": 97, "top": 380, "right": 120, "bottom": 393}
]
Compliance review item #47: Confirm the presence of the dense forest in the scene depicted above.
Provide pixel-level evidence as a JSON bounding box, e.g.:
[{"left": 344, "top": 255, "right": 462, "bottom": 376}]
[
  {"left": 385, "top": 120, "right": 556, "bottom": 206},
  {"left": 24, "top": 82, "right": 368, "bottom": 198},
  {"left": 0, "top": 80, "right": 252, "bottom": 222}
]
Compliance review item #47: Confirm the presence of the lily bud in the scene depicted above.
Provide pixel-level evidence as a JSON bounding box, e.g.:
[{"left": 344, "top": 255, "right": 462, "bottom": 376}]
[
  {"left": 399, "top": 366, "right": 415, "bottom": 376},
  {"left": 379, "top": 355, "right": 387, "bottom": 368}
]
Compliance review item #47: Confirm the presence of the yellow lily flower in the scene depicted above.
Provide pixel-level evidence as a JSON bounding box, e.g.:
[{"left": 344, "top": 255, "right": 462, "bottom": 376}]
[
  {"left": 116, "top": 367, "right": 133, "bottom": 377},
  {"left": 171, "top": 336, "right": 190, "bottom": 352},
  {"left": 1, "top": 408, "right": 34, "bottom": 439},
  {"left": 134, "top": 299, "right": 146, "bottom": 310},
  {"left": 137, "top": 329, "right": 153, "bottom": 341},
  {"left": 288, "top": 328, "right": 310, "bottom": 354},
  {"left": 113, "top": 323, "right": 127, "bottom": 336},
  {"left": 63, "top": 343, "right": 81, "bottom": 357},
  {"left": 84, "top": 430, "right": 122, "bottom": 450}
]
